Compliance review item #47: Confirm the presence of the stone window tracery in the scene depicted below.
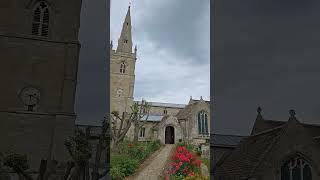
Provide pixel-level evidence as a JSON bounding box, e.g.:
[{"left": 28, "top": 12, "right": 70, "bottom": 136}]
[
  {"left": 281, "top": 156, "right": 312, "bottom": 180},
  {"left": 32, "top": 1, "right": 50, "bottom": 37},
  {"left": 197, "top": 111, "right": 208, "bottom": 134}
]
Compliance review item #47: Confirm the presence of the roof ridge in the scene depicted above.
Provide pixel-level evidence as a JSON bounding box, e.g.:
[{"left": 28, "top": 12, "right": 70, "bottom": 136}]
[
  {"left": 212, "top": 133, "right": 247, "bottom": 137},
  {"left": 264, "top": 119, "right": 320, "bottom": 127},
  {"left": 134, "top": 100, "right": 187, "bottom": 105},
  {"left": 248, "top": 123, "right": 288, "bottom": 177},
  {"left": 250, "top": 123, "right": 286, "bottom": 137}
]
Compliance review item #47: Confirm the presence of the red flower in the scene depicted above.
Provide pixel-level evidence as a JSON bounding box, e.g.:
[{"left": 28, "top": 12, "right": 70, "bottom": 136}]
[
  {"left": 189, "top": 171, "right": 195, "bottom": 176},
  {"left": 128, "top": 143, "right": 133, "bottom": 148}
]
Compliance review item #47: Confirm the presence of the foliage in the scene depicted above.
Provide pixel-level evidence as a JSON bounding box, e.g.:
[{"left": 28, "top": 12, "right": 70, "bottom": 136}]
[
  {"left": 164, "top": 145, "right": 202, "bottom": 179},
  {"left": 2, "top": 151, "right": 29, "bottom": 171},
  {"left": 110, "top": 165, "right": 125, "bottom": 180},
  {"left": 183, "top": 174, "right": 209, "bottom": 180},
  {"left": 64, "top": 117, "right": 110, "bottom": 180},
  {"left": 110, "top": 140, "right": 161, "bottom": 179},
  {"left": 64, "top": 128, "right": 92, "bottom": 165},
  {"left": 194, "top": 146, "right": 202, "bottom": 156}
]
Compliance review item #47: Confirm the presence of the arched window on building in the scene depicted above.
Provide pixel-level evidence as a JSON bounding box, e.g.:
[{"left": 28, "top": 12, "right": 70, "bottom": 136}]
[
  {"left": 32, "top": 1, "right": 50, "bottom": 37},
  {"left": 120, "top": 62, "right": 126, "bottom": 73},
  {"left": 281, "top": 156, "right": 312, "bottom": 180},
  {"left": 163, "top": 109, "right": 168, "bottom": 115},
  {"left": 197, "top": 111, "right": 208, "bottom": 134},
  {"left": 139, "top": 127, "right": 145, "bottom": 138}
]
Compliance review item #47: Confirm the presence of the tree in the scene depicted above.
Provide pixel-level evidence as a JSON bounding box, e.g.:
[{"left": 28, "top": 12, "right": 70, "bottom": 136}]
[
  {"left": 64, "top": 128, "right": 92, "bottom": 180},
  {"left": 133, "top": 100, "right": 150, "bottom": 143},
  {"left": 64, "top": 117, "right": 110, "bottom": 180},
  {"left": 110, "top": 100, "right": 150, "bottom": 149}
]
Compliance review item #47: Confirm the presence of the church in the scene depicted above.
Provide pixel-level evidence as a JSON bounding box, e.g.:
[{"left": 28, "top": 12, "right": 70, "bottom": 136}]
[
  {"left": 212, "top": 108, "right": 320, "bottom": 180},
  {"left": 0, "top": 0, "right": 82, "bottom": 172},
  {"left": 108, "top": 6, "right": 210, "bottom": 151}
]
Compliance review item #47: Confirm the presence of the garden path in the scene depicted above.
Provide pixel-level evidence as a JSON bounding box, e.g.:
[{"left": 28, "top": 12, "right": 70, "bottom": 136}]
[{"left": 127, "top": 144, "right": 174, "bottom": 180}]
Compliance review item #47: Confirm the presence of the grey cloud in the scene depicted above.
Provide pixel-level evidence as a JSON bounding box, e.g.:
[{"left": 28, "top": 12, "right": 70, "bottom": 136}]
[{"left": 214, "top": 0, "right": 320, "bottom": 135}]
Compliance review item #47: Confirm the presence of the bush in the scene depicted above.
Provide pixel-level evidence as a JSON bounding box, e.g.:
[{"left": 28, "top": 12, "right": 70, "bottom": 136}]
[
  {"left": 110, "top": 166, "right": 125, "bottom": 180},
  {"left": 166, "top": 145, "right": 202, "bottom": 178},
  {"left": 111, "top": 140, "right": 161, "bottom": 179}
]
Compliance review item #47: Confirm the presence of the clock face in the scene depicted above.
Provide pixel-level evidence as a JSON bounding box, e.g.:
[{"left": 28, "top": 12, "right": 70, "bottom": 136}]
[{"left": 19, "top": 86, "right": 41, "bottom": 106}]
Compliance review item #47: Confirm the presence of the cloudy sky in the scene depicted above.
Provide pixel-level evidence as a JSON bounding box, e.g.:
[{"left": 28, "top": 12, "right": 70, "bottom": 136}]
[
  {"left": 75, "top": 0, "right": 107, "bottom": 124},
  {"left": 214, "top": 0, "right": 320, "bottom": 136},
  {"left": 111, "top": 0, "right": 210, "bottom": 104}
]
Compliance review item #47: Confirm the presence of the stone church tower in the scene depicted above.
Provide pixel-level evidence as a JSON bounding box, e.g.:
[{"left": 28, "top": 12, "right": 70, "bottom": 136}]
[
  {"left": 0, "top": 0, "right": 82, "bottom": 170},
  {"left": 110, "top": 6, "right": 137, "bottom": 114}
]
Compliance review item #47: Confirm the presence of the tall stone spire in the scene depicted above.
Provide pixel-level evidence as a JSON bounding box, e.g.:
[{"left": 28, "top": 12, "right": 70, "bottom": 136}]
[{"left": 117, "top": 6, "right": 133, "bottom": 53}]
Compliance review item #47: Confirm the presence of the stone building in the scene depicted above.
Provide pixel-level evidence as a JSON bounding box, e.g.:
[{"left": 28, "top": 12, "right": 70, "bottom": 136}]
[
  {"left": 0, "top": 0, "right": 82, "bottom": 172},
  {"left": 108, "top": 6, "right": 210, "bottom": 149},
  {"left": 213, "top": 108, "right": 320, "bottom": 180}
]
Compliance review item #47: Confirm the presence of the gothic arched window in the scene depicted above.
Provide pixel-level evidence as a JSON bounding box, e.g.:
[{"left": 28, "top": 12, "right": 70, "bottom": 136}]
[
  {"left": 139, "top": 127, "right": 145, "bottom": 138},
  {"left": 120, "top": 62, "right": 126, "bottom": 73},
  {"left": 32, "top": 1, "right": 50, "bottom": 37},
  {"left": 281, "top": 156, "right": 312, "bottom": 180},
  {"left": 197, "top": 111, "right": 208, "bottom": 134}
]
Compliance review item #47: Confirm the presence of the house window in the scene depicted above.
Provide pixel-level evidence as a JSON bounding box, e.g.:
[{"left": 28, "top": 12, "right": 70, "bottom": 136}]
[
  {"left": 32, "top": 1, "right": 50, "bottom": 37},
  {"left": 120, "top": 62, "right": 126, "bottom": 73},
  {"left": 139, "top": 127, "right": 145, "bottom": 138},
  {"left": 281, "top": 156, "right": 312, "bottom": 180},
  {"left": 124, "top": 40, "right": 128, "bottom": 43},
  {"left": 197, "top": 111, "right": 208, "bottom": 134},
  {"left": 163, "top": 109, "right": 167, "bottom": 115}
]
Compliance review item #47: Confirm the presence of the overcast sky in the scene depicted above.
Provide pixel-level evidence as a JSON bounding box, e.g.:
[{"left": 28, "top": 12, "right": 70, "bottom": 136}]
[
  {"left": 75, "top": 0, "right": 107, "bottom": 124},
  {"left": 214, "top": 0, "right": 320, "bottom": 136},
  {"left": 111, "top": 0, "right": 210, "bottom": 104}
]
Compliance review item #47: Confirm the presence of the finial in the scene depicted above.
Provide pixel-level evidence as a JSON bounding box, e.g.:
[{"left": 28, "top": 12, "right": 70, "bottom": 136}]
[
  {"left": 190, "top": 96, "right": 192, "bottom": 100},
  {"left": 289, "top": 109, "right": 296, "bottom": 118},
  {"left": 135, "top": 45, "right": 137, "bottom": 53},
  {"left": 110, "top": 40, "right": 113, "bottom": 49},
  {"left": 200, "top": 96, "right": 203, "bottom": 100},
  {"left": 257, "top": 106, "right": 262, "bottom": 115}
]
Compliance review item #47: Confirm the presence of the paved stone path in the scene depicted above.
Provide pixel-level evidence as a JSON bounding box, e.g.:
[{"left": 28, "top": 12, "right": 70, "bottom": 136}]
[{"left": 129, "top": 144, "right": 174, "bottom": 180}]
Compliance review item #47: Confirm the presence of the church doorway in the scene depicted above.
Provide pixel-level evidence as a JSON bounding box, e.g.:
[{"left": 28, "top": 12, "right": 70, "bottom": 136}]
[{"left": 165, "top": 126, "right": 175, "bottom": 144}]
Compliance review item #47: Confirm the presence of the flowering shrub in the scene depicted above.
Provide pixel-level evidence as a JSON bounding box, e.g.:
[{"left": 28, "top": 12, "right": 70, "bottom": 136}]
[{"left": 164, "top": 145, "right": 202, "bottom": 179}]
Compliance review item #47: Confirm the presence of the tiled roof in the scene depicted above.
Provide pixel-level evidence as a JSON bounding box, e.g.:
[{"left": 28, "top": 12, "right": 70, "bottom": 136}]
[
  {"left": 253, "top": 119, "right": 320, "bottom": 137},
  {"left": 135, "top": 101, "right": 186, "bottom": 108},
  {"left": 215, "top": 125, "right": 285, "bottom": 178},
  {"left": 215, "top": 116, "right": 320, "bottom": 178},
  {"left": 141, "top": 115, "right": 164, "bottom": 122},
  {"left": 211, "top": 134, "right": 247, "bottom": 147}
]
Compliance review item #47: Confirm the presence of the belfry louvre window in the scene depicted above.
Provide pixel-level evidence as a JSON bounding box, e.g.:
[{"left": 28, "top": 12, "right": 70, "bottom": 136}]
[
  {"left": 120, "top": 62, "right": 126, "bottom": 73},
  {"left": 197, "top": 111, "right": 208, "bottom": 134},
  {"left": 32, "top": 1, "right": 50, "bottom": 37},
  {"left": 281, "top": 156, "right": 312, "bottom": 180}
]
